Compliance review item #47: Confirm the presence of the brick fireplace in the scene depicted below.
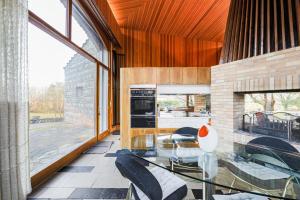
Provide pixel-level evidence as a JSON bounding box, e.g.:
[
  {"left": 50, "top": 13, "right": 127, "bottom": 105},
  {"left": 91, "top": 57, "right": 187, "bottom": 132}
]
[{"left": 211, "top": 47, "right": 300, "bottom": 151}]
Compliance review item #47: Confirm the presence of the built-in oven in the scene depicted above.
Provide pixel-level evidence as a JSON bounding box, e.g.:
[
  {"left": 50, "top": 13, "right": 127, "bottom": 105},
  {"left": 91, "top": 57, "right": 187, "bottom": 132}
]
[{"left": 130, "top": 89, "right": 156, "bottom": 128}]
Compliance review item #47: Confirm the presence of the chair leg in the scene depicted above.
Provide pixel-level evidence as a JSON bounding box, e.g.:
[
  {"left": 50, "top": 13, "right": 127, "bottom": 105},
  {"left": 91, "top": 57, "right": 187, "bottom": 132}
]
[
  {"left": 282, "top": 176, "right": 293, "bottom": 198},
  {"left": 126, "top": 184, "right": 133, "bottom": 200},
  {"left": 228, "top": 177, "right": 236, "bottom": 193}
]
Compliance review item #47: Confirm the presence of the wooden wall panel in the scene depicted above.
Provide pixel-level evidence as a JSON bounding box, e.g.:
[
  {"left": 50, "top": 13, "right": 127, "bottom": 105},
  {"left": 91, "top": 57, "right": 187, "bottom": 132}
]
[
  {"left": 122, "top": 29, "right": 222, "bottom": 67},
  {"left": 220, "top": 0, "right": 300, "bottom": 63}
]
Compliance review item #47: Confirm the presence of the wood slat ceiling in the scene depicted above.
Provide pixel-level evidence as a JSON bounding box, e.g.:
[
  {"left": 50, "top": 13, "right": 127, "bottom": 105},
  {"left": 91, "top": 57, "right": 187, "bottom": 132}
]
[{"left": 107, "top": 0, "right": 231, "bottom": 41}]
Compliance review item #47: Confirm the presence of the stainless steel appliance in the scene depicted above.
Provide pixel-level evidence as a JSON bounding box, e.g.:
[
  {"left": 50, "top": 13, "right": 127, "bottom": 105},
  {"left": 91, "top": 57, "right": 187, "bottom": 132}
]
[{"left": 130, "top": 88, "right": 156, "bottom": 128}]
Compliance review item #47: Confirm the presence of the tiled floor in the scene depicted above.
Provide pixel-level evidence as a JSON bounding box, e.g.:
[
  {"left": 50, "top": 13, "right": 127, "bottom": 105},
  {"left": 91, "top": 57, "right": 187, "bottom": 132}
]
[{"left": 28, "top": 133, "right": 202, "bottom": 199}]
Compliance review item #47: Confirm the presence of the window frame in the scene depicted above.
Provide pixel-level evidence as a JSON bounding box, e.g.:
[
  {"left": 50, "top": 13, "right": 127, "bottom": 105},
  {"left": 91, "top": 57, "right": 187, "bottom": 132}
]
[{"left": 28, "top": 0, "right": 111, "bottom": 187}]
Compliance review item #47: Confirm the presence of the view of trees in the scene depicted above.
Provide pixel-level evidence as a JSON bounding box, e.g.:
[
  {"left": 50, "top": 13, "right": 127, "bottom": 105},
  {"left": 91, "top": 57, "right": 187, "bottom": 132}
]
[
  {"left": 246, "top": 93, "right": 300, "bottom": 113},
  {"left": 29, "top": 82, "right": 64, "bottom": 118}
]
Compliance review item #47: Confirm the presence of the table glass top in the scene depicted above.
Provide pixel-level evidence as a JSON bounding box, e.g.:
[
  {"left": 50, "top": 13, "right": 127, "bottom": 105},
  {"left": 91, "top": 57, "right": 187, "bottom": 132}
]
[{"left": 130, "top": 133, "right": 300, "bottom": 200}]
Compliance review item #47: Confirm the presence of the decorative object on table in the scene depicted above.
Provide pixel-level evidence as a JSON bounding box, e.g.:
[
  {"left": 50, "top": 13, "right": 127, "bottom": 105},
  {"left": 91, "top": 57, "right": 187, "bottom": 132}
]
[
  {"left": 115, "top": 153, "right": 188, "bottom": 200},
  {"left": 197, "top": 125, "right": 218, "bottom": 152}
]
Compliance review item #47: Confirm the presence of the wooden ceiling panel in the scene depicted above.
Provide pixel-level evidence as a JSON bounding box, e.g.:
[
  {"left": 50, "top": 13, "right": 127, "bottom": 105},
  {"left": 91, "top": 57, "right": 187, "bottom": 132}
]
[{"left": 107, "top": 0, "right": 231, "bottom": 41}]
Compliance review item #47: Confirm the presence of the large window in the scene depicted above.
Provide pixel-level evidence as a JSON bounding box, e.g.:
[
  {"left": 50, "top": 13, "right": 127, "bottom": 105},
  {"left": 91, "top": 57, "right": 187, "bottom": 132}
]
[
  {"left": 72, "top": 3, "right": 109, "bottom": 65},
  {"left": 28, "top": 24, "right": 97, "bottom": 174},
  {"left": 29, "top": 0, "right": 109, "bottom": 175},
  {"left": 29, "top": 0, "right": 66, "bottom": 34}
]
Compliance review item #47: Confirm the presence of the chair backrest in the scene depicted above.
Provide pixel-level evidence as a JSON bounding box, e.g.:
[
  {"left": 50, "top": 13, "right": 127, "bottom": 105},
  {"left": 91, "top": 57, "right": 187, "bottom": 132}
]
[
  {"left": 174, "top": 127, "right": 198, "bottom": 137},
  {"left": 255, "top": 112, "right": 269, "bottom": 126},
  {"left": 245, "top": 136, "right": 300, "bottom": 171},
  {"left": 115, "top": 154, "right": 163, "bottom": 200}
]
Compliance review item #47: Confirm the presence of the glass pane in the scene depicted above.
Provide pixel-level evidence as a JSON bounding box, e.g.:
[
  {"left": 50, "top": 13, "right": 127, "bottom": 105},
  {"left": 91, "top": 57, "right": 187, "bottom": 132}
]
[
  {"left": 157, "top": 94, "right": 211, "bottom": 117},
  {"left": 29, "top": 0, "right": 66, "bottom": 34},
  {"left": 72, "top": 4, "right": 109, "bottom": 65},
  {"left": 99, "top": 68, "right": 108, "bottom": 132},
  {"left": 28, "top": 23, "right": 96, "bottom": 175}
]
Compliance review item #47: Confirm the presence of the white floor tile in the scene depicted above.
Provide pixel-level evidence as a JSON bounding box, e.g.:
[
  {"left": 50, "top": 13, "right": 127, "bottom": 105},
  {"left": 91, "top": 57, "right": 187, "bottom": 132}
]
[{"left": 28, "top": 187, "right": 75, "bottom": 198}]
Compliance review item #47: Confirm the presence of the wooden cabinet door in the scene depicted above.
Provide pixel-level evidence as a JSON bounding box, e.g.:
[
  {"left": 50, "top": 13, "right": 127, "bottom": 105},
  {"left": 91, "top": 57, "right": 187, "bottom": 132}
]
[
  {"left": 197, "top": 67, "right": 211, "bottom": 84},
  {"left": 156, "top": 67, "right": 170, "bottom": 84},
  {"left": 142, "top": 68, "right": 156, "bottom": 84},
  {"left": 182, "top": 67, "right": 197, "bottom": 84},
  {"left": 131, "top": 68, "right": 156, "bottom": 84},
  {"left": 169, "top": 67, "right": 183, "bottom": 84}
]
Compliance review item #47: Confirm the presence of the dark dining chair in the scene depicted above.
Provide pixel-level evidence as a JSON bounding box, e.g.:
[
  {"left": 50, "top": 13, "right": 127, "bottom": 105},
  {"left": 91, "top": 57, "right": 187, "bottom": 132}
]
[
  {"left": 226, "top": 136, "right": 300, "bottom": 198},
  {"left": 173, "top": 127, "right": 198, "bottom": 140},
  {"left": 115, "top": 153, "right": 188, "bottom": 200}
]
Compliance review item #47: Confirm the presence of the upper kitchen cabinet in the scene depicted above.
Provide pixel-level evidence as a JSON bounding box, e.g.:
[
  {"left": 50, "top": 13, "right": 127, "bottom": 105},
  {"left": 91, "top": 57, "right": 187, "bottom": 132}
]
[
  {"left": 156, "top": 67, "right": 170, "bottom": 84},
  {"left": 182, "top": 67, "right": 197, "bottom": 84},
  {"left": 197, "top": 67, "right": 211, "bottom": 84},
  {"left": 169, "top": 67, "right": 183, "bottom": 84},
  {"left": 131, "top": 68, "right": 156, "bottom": 84}
]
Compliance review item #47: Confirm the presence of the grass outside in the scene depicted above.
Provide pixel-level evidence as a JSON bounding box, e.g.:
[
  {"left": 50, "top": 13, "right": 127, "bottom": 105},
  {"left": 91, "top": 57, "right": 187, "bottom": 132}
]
[{"left": 30, "top": 112, "right": 64, "bottom": 119}]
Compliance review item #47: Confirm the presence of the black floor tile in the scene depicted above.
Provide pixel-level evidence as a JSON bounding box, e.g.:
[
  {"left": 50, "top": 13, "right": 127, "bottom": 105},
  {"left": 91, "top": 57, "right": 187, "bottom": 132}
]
[
  {"left": 104, "top": 153, "right": 117, "bottom": 157},
  {"left": 94, "top": 141, "right": 114, "bottom": 147},
  {"left": 84, "top": 146, "right": 110, "bottom": 154},
  {"left": 192, "top": 189, "right": 224, "bottom": 199},
  {"left": 58, "top": 166, "right": 94, "bottom": 173},
  {"left": 68, "top": 188, "right": 128, "bottom": 199}
]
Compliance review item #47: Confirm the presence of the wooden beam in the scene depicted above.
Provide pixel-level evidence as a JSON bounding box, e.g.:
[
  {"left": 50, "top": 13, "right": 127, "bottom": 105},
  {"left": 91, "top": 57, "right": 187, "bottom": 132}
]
[
  {"left": 254, "top": 0, "right": 259, "bottom": 56},
  {"left": 238, "top": 0, "right": 246, "bottom": 60},
  {"left": 288, "top": 0, "right": 295, "bottom": 47},
  {"left": 220, "top": 0, "right": 236, "bottom": 63},
  {"left": 267, "top": 0, "right": 270, "bottom": 53},
  {"left": 296, "top": 0, "right": 300, "bottom": 44},
  {"left": 242, "top": 0, "right": 250, "bottom": 58},
  {"left": 248, "top": 0, "right": 254, "bottom": 57},
  {"left": 274, "top": 0, "right": 278, "bottom": 51},
  {"left": 260, "top": 0, "right": 264, "bottom": 54},
  {"left": 280, "top": 0, "right": 286, "bottom": 49},
  {"left": 232, "top": 0, "right": 243, "bottom": 61},
  {"left": 66, "top": 0, "right": 72, "bottom": 39},
  {"left": 228, "top": 0, "right": 240, "bottom": 62}
]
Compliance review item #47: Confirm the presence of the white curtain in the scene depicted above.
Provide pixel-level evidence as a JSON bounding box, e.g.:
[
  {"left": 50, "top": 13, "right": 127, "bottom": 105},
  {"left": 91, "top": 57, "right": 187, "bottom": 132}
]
[{"left": 0, "top": 0, "right": 32, "bottom": 199}]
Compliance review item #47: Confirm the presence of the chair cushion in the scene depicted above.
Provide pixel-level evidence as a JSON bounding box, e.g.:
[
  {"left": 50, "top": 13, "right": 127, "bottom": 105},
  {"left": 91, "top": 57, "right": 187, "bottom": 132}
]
[
  {"left": 115, "top": 154, "right": 163, "bottom": 200},
  {"left": 132, "top": 166, "right": 187, "bottom": 200}
]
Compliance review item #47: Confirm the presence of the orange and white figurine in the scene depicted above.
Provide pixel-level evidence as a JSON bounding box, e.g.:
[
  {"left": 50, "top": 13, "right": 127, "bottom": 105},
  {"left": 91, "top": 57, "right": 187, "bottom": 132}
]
[{"left": 197, "top": 124, "right": 218, "bottom": 152}]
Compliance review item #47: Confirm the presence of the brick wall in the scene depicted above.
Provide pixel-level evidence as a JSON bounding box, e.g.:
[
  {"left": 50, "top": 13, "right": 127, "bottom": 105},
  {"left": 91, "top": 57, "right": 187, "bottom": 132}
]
[{"left": 211, "top": 46, "right": 300, "bottom": 152}]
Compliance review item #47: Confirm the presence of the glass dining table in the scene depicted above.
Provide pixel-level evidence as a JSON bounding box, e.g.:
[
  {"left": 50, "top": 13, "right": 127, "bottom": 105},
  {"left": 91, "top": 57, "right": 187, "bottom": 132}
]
[{"left": 129, "top": 133, "right": 300, "bottom": 200}]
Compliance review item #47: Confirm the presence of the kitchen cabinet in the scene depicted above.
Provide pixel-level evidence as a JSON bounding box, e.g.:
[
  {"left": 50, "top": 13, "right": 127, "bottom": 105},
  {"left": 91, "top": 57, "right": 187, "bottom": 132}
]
[
  {"left": 169, "top": 67, "right": 183, "bottom": 84},
  {"left": 156, "top": 67, "right": 170, "bottom": 84},
  {"left": 197, "top": 67, "right": 211, "bottom": 84},
  {"left": 130, "top": 68, "right": 156, "bottom": 84},
  {"left": 182, "top": 67, "right": 197, "bottom": 84}
]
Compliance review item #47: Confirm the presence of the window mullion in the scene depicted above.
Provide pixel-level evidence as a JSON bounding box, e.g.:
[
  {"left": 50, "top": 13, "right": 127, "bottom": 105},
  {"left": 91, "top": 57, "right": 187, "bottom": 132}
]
[{"left": 66, "top": 0, "right": 72, "bottom": 39}]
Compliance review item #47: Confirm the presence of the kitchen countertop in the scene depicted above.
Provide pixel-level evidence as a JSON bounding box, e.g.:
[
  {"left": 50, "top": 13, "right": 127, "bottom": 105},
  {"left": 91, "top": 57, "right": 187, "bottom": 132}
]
[{"left": 158, "top": 116, "right": 209, "bottom": 128}]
